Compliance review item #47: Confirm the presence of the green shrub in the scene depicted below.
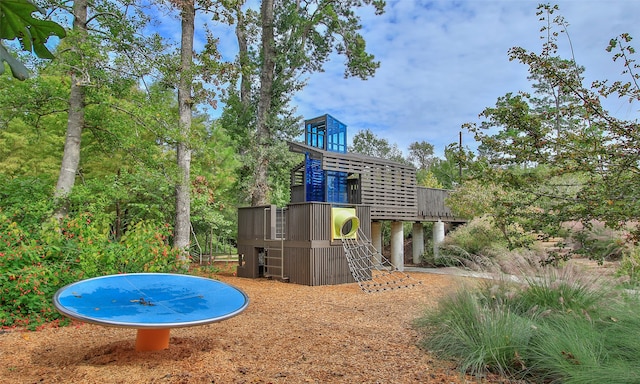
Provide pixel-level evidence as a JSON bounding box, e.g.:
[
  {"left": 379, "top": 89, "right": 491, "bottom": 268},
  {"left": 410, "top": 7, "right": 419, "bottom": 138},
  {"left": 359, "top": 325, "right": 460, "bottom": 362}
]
[
  {"left": 440, "top": 216, "right": 505, "bottom": 256},
  {"left": 0, "top": 211, "right": 185, "bottom": 329},
  {"left": 421, "top": 250, "right": 465, "bottom": 268},
  {"left": 511, "top": 266, "right": 609, "bottom": 317},
  {"left": 0, "top": 212, "right": 81, "bottom": 329},
  {"left": 526, "top": 299, "right": 640, "bottom": 384},
  {"left": 0, "top": 176, "right": 55, "bottom": 234}
]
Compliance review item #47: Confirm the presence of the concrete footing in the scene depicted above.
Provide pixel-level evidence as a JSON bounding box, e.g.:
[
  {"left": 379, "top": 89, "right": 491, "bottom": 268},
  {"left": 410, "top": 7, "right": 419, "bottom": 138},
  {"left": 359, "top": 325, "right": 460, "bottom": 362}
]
[{"left": 390, "top": 221, "right": 404, "bottom": 271}]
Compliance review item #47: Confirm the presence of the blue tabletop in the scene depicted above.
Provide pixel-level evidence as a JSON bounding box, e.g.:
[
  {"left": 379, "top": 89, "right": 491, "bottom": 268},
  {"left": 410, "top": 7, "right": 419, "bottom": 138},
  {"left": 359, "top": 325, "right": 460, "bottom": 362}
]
[{"left": 53, "top": 273, "right": 249, "bottom": 328}]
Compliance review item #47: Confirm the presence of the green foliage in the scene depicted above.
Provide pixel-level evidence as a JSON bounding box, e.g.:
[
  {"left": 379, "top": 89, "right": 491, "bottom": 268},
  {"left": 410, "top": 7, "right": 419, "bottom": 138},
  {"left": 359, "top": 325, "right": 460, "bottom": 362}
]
[
  {"left": 0, "top": 0, "right": 65, "bottom": 58},
  {"left": 462, "top": 4, "right": 640, "bottom": 248},
  {"left": 0, "top": 211, "right": 185, "bottom": 329},
  {"left": 513, "top": 268, "right": 608, "bottom": 316},
  {"left": 416, "top": 267, "right": 640, "bottom": 382},
  {"left": 447, "top": 179, "right": 501, "bottom": 219},
  {"left": 415, "top": 170, "right": 442, "bottom": 188},
  {"left": 0, "top": 73, "right": 68, "bottom": 177},
  {"left": 0, "top": 175, "right": 55, "bottom": 232},
  {"left": 423, "top": 216, "right": 540, "bottom": 271},
  {"left": 68, "top": 171, "right": 175, "bottom": 233},
  {"left": 0, "top": 177, "right": 187, "bottom": 329},
  {"left": 0, "top": 213, "right": 79, "bottom": 329},
  {"left": 439, "top": 216, "right": 528, "bottom": 257},
  {"left": 526, "top": 299, "right": 640, "bottom": 384},
  {"left": 0, "top": 0, "right": 65, "bottom": 79},
  {"left": 429, "top": 144, "right": 472, "bottom": 189},
  {"left": 617, "top": 245, "right": 640, "bottom": 287},
  {"left": 441, "top": 218, "right": 500, "bottom": 256}
]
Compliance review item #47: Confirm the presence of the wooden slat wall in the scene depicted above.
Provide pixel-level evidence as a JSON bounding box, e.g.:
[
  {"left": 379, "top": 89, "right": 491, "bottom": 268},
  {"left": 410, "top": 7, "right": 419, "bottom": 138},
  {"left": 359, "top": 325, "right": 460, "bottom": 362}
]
[
  {"left": 237, "top": 205, "right": 277, "bottom": 240},
  {"left": 236, "top": 244, "right": 257, "bottom": 278},
  {"left": 416, "top": 187, "right": 460, "bottom": 221},
  {"left": 291, "top": 185, "right": 305, "bottom": 203},
  {"left": 283, "top": 247, "right": 311, "bottom": 285},
  {"left": 283, "top": 246, "right": 357, "bottom": 286},
  {"left": 285, "top": 203, "right": 311, "bottom": 241},
  {"left": 354, "top": 205, "right": 371, "bottom": 238},
  {"left": 237, "top": 202, "right": 373, "bottom": 285},
  {"left": 310, "top": 247, "right": 355, "bottom": 286},
  {"left": 285, "top": 203, "right": 372, "bottom": 242},
  {"left": 286, "top": 202, "right": 333, "bottom": 241},
  {"left": 322, "top": 154, "right": 417, "bottom": 221}
]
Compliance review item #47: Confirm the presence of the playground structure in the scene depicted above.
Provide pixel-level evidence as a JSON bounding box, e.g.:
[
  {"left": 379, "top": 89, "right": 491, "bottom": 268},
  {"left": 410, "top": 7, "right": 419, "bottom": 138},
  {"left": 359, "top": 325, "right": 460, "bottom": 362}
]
[{"left": 236, "top": 114, "right": 464, "bottom": 287}]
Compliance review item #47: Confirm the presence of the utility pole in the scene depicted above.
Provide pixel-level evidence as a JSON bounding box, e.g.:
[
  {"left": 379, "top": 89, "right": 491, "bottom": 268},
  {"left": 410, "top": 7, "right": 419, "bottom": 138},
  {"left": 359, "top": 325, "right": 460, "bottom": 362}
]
[{"left": 458, "top": 131, "right": 463, "bottom": 182}]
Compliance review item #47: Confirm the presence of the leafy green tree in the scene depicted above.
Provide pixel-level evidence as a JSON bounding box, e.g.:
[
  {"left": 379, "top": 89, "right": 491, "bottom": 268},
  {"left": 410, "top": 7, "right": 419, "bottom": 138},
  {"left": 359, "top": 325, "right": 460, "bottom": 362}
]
[
  {"left": 0, "top": 72, "right": 68, "bottom": 176},
  {"left": 430, "top": 144, "right": 472, "bottom": 189},
  {"left": 408, "top": 140, "right": 436, "bottom": 170},
  {"left": 349, "top": 128, "right": 409, "bottom": 164},
  {"left": 408, "top": 140, "right": 441, "bottom": 187},
  {"left": 463, "top": 4, "right": 640, "bottom": 246},
  {"left": 416, "top": 169, "right": 443, "bottom": 188},
  {"left": 189, "top": 116, "right": 242, "bottom": 242},
  {"left": 49, "top": 0, "right": 167, "bottom": 219},
  {"left": 225, "top": 0, "right": 386, "bottom": 206}
]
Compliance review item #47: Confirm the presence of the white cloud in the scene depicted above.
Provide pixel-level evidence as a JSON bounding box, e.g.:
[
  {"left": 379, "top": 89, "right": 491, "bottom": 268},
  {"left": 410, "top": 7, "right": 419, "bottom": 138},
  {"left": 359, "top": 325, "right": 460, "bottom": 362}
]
[
  {"left": 149, "top": 0, "right": 640, "bottom": 158},
  {"left": 293, "top": 0, "right": 640, "bottom": 156}
]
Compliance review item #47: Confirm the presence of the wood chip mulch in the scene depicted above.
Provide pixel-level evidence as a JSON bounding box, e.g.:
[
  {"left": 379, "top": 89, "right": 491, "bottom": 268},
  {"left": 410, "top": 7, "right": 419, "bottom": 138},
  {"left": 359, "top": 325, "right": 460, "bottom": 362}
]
[{"left": 0, "top": 267, "right": 496, "bottom": 384}]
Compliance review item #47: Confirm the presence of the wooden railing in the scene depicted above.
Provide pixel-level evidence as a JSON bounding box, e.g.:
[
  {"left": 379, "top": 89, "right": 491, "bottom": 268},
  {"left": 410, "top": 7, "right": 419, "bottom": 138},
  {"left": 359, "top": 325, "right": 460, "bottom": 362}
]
[{"left": 416, "top": 187, "right": 461, "bottom": 222}]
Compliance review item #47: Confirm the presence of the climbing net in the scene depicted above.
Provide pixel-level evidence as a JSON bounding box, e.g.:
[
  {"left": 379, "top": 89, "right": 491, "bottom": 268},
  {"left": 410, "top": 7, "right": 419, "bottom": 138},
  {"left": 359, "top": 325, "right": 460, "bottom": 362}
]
[{"left": 341, "top": 228, "right": 422, "bottom": 294}]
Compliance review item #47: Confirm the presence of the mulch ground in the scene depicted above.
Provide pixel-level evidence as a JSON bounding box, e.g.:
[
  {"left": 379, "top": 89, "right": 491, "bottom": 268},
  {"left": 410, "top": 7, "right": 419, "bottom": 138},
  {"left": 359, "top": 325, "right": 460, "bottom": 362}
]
[{"left": 0, "top": 264, "right": 503, "bottom": 384}]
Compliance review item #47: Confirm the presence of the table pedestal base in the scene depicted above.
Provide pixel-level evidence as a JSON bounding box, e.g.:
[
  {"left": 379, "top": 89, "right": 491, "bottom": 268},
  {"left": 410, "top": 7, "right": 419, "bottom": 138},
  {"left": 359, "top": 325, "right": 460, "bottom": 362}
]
[{"left": 135, "top": 329, "right": 170, "bottom": 351}]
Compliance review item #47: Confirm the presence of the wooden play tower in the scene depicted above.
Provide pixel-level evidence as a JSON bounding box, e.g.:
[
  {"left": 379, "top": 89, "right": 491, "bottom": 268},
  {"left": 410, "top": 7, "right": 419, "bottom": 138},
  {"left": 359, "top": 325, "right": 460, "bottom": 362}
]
[{"left": 236, "top": 114, "right": 462, "bottom": 286}]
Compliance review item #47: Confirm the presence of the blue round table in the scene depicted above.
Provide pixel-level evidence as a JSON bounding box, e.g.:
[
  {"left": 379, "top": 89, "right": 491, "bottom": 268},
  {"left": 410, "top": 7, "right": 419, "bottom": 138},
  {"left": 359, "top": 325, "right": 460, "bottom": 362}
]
[{"left": 53, "top": 273, "right": 249, "bottom": 351}]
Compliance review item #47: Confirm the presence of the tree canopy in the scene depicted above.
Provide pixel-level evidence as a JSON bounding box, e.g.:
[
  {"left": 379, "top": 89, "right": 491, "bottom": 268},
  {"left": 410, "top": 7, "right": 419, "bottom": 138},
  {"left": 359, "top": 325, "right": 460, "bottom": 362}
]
[{"left": 457, "top": 3, "right": 640, "bottom": 249}]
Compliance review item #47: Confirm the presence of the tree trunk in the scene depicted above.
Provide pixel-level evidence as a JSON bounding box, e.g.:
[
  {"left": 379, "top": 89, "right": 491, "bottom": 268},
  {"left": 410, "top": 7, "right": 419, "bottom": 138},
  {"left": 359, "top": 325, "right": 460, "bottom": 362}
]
[
  {"left": 251, "top": 0, "right": 275, "bottom": 206},
  {"left": 174, "top": 0, "right": 195, "bottom": 259},
  {"left": 235, "top": 2, "right": 251, "bottom": 107},
  {"left": 53, "top": 0, "right": 88, "bottom": 220}
]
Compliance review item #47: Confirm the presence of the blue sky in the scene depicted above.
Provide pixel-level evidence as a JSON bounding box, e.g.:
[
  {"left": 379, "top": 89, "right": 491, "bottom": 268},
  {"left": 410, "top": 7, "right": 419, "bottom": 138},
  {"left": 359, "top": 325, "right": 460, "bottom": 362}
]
[
  {"left": 156, "top": 0, "right": 640, "bottom": 158},
  {"left": 292, "top": 0, "right": 640, "bottom": 157}
]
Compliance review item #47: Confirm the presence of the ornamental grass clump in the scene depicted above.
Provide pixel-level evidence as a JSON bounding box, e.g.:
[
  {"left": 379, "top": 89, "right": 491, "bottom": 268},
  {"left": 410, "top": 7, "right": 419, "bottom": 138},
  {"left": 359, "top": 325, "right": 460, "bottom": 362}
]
[
  {"left": 415, "top": 266, "right": 639, "bottom": 382},
  {"left": 415, "top": 284, "right": 536, "bottom": 377},
  {"left": 509, "top": 265, "right": 610, "bottom": 317},
  {"left": 526, "top": 308, "right": 640, "bottom": 384}
]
